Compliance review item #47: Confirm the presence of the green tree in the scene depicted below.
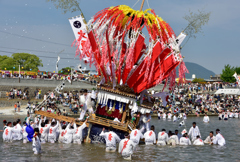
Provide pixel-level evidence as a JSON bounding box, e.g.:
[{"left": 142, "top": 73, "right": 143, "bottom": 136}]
[
  {"left": 12, "top": 53, "right": 43, "bottom": 72},
  {"left": 234, "top": 67, "right": 240, "bottom": 75},
  {"left": 58, "top": 67, "right": 71, "bottom": 75},
  {"left": 0, "top": 55, "right": 16, "bottom": 70},
  {"left": 192, "top": 78, "right": 205, "bottom": 83},
  {"left": 220, "top": 64, "right": 235, "bottom": 82}
]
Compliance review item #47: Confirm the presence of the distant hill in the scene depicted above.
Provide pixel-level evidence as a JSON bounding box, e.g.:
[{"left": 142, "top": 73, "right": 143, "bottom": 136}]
[{"left": 177, "top": 62, "right": 215, "bottom": 79}]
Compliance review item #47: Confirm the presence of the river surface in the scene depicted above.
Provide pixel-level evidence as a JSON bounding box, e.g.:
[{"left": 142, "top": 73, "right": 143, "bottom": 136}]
[{"left": 0, "top": 116, "right": 239, "bottom": 162}]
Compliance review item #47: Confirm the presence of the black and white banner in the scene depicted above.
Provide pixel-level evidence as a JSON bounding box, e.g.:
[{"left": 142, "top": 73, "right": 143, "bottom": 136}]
[{"left": 69, "top": 15, "right": 88, "bottom": 60}]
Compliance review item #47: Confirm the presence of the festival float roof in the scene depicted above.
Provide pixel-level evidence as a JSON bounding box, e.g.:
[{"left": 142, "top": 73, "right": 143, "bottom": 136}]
[{"left": 73, "top": 4, "right": 188, "bottom": 94}]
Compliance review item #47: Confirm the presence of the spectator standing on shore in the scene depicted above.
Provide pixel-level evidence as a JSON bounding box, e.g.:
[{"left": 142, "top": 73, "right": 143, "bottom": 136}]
[
  {"left": 14, "top": 103, "right": 17, "bottom": 112},
  {"left": 17, "top": 101, "right": 21, "bottom": 112}
]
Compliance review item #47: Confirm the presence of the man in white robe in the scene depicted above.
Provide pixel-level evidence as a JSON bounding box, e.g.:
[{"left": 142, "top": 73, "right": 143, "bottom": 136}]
[
  {"left": 203, "top": 114, "right": 210, "bottom": 123},
  {"left": 143, "top": 125, "right": 156, "bottom": 145},
  {"left": 157, "top": 129, "right": 168, "bottom": 146},
  {"left": 167, "top": 131, "right": 179, "bottom": 145},
  {"left": 204, "top": 131, "right": 216, "bottom": 144},
  {"left": 179, "top": 133, "right": 191, "bottom": 145},
  {"left": 12, "top": 121, "right": 22, "bottom": 141},
  {"left": 118, "top": 133, "right": 136, "bottom": 160},
  {"left": 39, "top": 117, "right": 51, "bottom": 143},
  {"left": 79, "top": 89, "right": 93, "bottom": 120},
  {"left": 130, "top": 125, "right": 144, "bottom": 146},
  {"left": 140, "top": 113, "right": 151, "bottom": 132},
  {"left": 100, "top": 126, "right": 121, "bottom": 152},
  {"left": 188, "top": 122, "right": 201, "bottom": 142},
  {"left": 48, "top": 120, "right": 59, "bottom": 143},
  {"left": 211, "top": 129, "right": 226, "bottom": 146},
  {"left": 63, "top": 121, "right": 77, "bottom": 144},
  {"left": 32, "top": 128, "right": 41, "bottom": 154},
  {"left": 3, "top": 122, "right": 14, "bottom": 142},
  {"left": 193, "top": 135, "right": 204, "bottom": 145},
  {"left": 73, "top": 119, "right": 88, "bottom": 144}
]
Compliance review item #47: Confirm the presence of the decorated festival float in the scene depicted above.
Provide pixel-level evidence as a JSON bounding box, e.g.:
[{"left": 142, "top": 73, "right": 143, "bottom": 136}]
[{"left": 34, "top": 0, "right": 188, "bottom": 142}]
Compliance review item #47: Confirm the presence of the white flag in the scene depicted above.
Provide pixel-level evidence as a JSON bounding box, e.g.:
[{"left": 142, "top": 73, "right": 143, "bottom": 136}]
[
  {"left": 69, "top": 15, "right": 89, "bottom": 60},
  {"left": 176, "top": 32, "right": 187, "bottom": 46}
]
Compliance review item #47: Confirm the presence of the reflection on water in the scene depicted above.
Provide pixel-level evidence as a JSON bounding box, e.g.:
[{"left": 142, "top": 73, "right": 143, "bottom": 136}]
[{"left": 0, "top": 116, "right": 240, "bottom": 161}]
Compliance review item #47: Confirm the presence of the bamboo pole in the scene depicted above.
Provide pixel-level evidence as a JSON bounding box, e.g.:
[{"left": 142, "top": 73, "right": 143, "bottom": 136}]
[{"left": 140, "top": 0, "right": 145, "bottom": 11}]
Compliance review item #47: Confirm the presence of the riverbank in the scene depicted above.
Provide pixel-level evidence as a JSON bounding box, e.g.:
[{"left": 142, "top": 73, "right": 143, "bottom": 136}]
[{"left": 0, "top": 105, "right": 28, "bottom": 116}]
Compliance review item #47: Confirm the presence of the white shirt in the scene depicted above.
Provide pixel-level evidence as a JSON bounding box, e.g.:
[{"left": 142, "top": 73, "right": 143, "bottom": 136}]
[
  {"left": 162, "top": 113, "right": 166, "bottom": 119},
  {"left": 193, "top": 138, "right": 204, "bottom": 145},
  {"left": 48, "top": 121, "right": 59, "bottom": 142},
  {"left": 63, "top": 123, "right": 77, "bottom": 144},
  {"left": 212, "top": 133, "right": 226, "bottom": 146},
  {"left": 100, "top": 131, "right": 121, "bottom": 148},
  {"left": 173, "top": 116, "right": 177, "bottom": 121},
  {"left": 73, "top": 122, "right": 87, "bottom": 143},
  {"left": 157, "top": 131, "right": 168, "bottom": 145},
  {"left": 118, "top": 138, "right": 135, "bottom": 157},
  {"left": 32, "top": 136, "right": 41, "bottom": 154},
  {"left": 179, "top": 137, "right": 191, "bottom": 145},
  {"left": 183, "top": 113, "right": 187, "bottom": 120},
  {"left": 12, "top": 124, "right": 23, "bottom": 140},
  {"left": 3, "top": 126, "right": 14, "bottom": 142},
  {"left": 144, "top": 130, "right": 156, "bottom": 145},
  {"left": 203, "top": 116, "right": 210, "bottom": 123},
  {"left": 168, "top": 135, "right": 179, "bottom": 145},
  {"left": 130, "top": 129, "right": 144, "bottom": 145},
  {"left": 188, "top": 126, "right": 201, "bottom": 141},
  {"left": 39, "top": 120, "right": 51, "bottom": 143},
  {"left": 204, "top": 136, "right": 216, "bottom": 144},
  {"left": 168, "top": 113, "right": 172, "bottom": 119}
]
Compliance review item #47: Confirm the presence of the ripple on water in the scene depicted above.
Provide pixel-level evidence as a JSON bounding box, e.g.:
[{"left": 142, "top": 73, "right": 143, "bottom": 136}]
[{"left": 0, "top": 116, "right": 240, "bottom": 161}]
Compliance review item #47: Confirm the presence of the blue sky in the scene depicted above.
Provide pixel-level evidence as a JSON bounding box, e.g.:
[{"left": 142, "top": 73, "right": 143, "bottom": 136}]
[{"left": 0, "top": 0, "right": 240, "bottom": 74}]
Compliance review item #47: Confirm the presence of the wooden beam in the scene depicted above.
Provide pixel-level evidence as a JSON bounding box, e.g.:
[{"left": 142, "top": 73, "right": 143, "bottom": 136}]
[{"left": 140, "top": 0, "right": 145, "bottom": 11}]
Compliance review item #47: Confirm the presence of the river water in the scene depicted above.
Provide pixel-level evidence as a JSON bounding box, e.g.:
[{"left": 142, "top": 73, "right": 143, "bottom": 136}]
[{"left": 0, "top": 116, "right": 239, "bottom": 162}]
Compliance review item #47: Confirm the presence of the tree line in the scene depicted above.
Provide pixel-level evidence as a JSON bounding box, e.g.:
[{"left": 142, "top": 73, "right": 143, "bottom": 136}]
[{"left": 0, "top": 53, "right": 43, "bottom": 72}]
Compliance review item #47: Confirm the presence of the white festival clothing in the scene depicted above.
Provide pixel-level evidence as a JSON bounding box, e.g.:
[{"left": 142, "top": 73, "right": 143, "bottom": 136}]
[
  {"left": 79, "top": 94, "right": 92, "bottom": 120},
  {"left": 188, "top": 126, "right": 201, "bottom": 141},
  {"left": 157, "top": 131, "right": 168, "bottom": 146},
  {"left": 130, "top": 129, "right": 144, "bottom": 145},
  {"left": 3, "top": 126, "right": 14, "bottom": 142},
  {"left": 234, "top": 113, "right": 239, "bottom": 118},
  {"left": 100, "top": 131, "right": 121, "bottom": 148},
  {"left": 22, "top": 125, "right": 28, "bottom": 143},
  {"left": 48, "top": 121, "right": 59, "bottom": 143},
  {"left": 32, "top": 136, "right": 41, "bottom": 154},
  {"left": 203, "top": 116, "right": 210, "bottom": 123},
  {"left": 168, "top": 113, "right": 172, "bottom": 119},
  {"left": 173, "top": 116, "right": 177, "bottom": 122},
  {"left": 193, "top": 138, "right": 204, "bottom": 145},
  {"left": 118, "top": 138, "right": 135, "bottom": 159},
  {"left": 179, "top": 137, "right": 191, "bottom": 145},
  {"left": 204, "top": 136, "right": 216, "bottom": 144},
  {"left": 144, "top": 130, "right": 156, "bottom": 145},
  {"left": 162, "top": 113, "right": 166, "bottom": 119},
  {"left": 39, "top": 120, "right": 51, "bottom": 143},
  {"left": 183, "top": 113, "right": 187, "bottom": 120},
  {"left": 12, "top": 124, "right": 23, "bottom": 140},
  {"left": 167, "top": 135, "right": 179, "bottom": 145},
  {"left": 212, "top": 133, "right": 226, "bottom": 146},
  {"left": 73, "top": 122, "right": 87, "bottom": 144},
  {"left": 63, "top": 123, "right": 77, "bottom": 144}
]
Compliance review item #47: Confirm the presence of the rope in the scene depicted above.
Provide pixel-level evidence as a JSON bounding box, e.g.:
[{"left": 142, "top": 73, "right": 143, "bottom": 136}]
[
  {"left": 146, "top": 0, "right": 151, "bottom": 9},
  {"left": 132, "top": 0, "right": 140, "bottom": 8}
]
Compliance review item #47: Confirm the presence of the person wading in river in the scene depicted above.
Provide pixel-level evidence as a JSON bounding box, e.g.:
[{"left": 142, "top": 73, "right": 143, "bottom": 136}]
[{"left": 100, "top": 126, "right": 121, "bottom": 152}]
